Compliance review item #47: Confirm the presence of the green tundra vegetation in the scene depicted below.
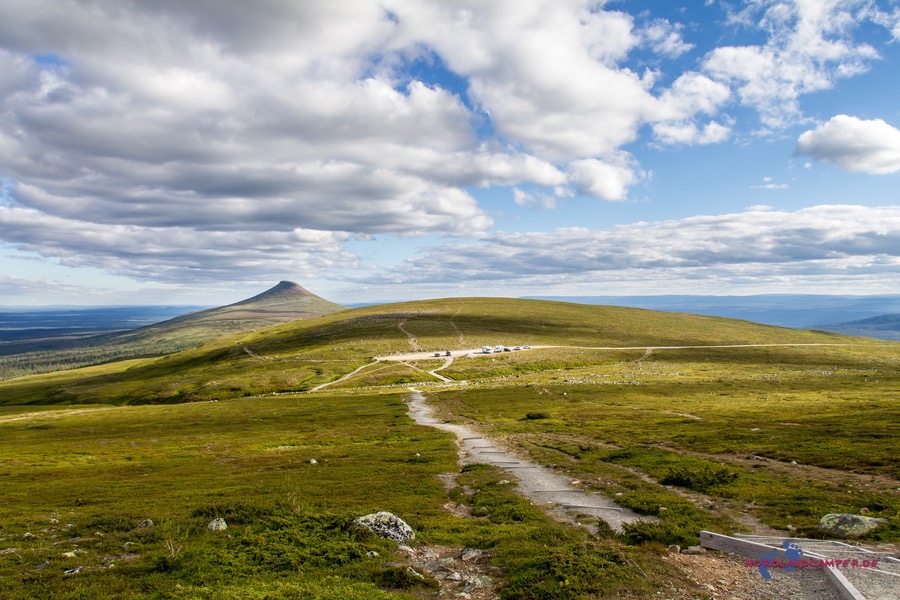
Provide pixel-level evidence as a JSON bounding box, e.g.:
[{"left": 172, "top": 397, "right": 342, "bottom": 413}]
[{"left": 0, "top": 298, "right": 897, "bottom": 598}]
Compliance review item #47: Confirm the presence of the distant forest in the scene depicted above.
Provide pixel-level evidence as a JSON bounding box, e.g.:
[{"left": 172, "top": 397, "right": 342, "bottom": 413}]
[{"left": 0, "top": 306, "right": 204, "bottom": 380}]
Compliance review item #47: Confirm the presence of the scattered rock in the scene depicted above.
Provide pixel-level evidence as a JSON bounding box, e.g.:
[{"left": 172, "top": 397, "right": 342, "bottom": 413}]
[
  {"left": 818, "top": 513, "right": 888, "bottom": 537},
  {"left": 751, "top": 428, "right": 761, "bottom": 432},
  {"left": 667, "top": 545, "right": 681, "bottom": 554},
  {"left": 366, "top": 550, "right": 379, "bottom": 558},
  {"left": 64, "top": 566, "right": 83, "bottom": 575},
  {"left": 207, "top": 518, "right": 228, "bottom": 531},
  {"left": 403, "top": 544, "right": 499, "bottom": 597},
  {"left": 790, "top": 460, "right": 798, "bottom": 465},
  {"left": 307, "top": 458, "right": 317, "bottom": 464},
  {"left": 49, "top": 518, "right": 60, "bottom": 525},
  {"left": 859, "top": 507, "right": 871, "bottom": 515},
  {"left": 405, "top": 566, "right": 425, "bottom": 580},
  {"left": 351, "top": 511, "right": 414, "bottom": 543},
  {"left": 497, "top": 480, "right": 510, "bottom": 485},
  {"left": 0, "top": 548, "right": 18, "bottom": 555},
  {"left": 463, "top": 575, "right": 492, "bottom": 592},
  {"left": 426, "top": 557, "right": 456, "bottom": 572},
  {"left": 460, "top": 548, "right": 483, "bottom": 561},
  {"left": 62, "top": 551, "right": 78, "bottom": 559},
  {"left": 23, "top": 532, "right": 35, "bottom": 540},
  {"left": 137, "top": 519, "right": 154, "bottom": 529},
  {"left": 683, "top": 545, "right": 707, "bottom": 555}
]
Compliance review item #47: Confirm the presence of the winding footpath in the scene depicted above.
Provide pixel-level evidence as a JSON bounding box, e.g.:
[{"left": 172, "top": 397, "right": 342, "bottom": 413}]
[{"left": 405, "top": 388, "right": 649, "bottom": 533}]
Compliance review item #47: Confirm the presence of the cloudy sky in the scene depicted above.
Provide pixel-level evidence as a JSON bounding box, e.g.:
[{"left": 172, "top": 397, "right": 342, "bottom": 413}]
[{"left": 1, "top": 0, "right": 899, "bottom": 306}]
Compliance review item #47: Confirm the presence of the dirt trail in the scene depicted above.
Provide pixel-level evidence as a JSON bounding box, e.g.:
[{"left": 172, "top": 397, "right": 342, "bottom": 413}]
[
  {"left": 448, "top": 306, "right": 464, "bottom": 344},
  {"left": 309, "top": 361, "right": 378, "bottom": 392},
  {"left": 397, "top": 320, "right": 419, "bottom": 351},
  {"left": 0, "top": 407, "right": 117, "bottom": 424},
  {"left": 427, "top": 357, "right": 454, "bottom": 383},
  {"left": 406, "top": 389, "right": 648, "bottom": 533}
]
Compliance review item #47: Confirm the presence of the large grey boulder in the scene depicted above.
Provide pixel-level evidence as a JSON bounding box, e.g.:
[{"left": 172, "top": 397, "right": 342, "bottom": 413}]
[
  {"left": 351, "top": 511, "right": 414, "bottom": 543},
  {"left": 818, "top": 513, "right": 888, "bottom": 537}
]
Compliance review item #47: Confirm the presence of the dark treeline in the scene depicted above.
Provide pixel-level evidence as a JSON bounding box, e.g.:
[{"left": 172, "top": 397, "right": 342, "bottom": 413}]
[
  {"left": 0, "top": 338, "right": 197, "bottom": 380},
  {"left": 0, "top": 305, "right": 208, "bottom": 380}
]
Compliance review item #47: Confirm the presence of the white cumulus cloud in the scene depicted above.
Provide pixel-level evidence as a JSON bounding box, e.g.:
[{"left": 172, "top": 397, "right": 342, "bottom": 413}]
[
  {"left": 703, "top": 0, "right": 885, "bottom": 127},
  {"left": 364, "top": 205, "right": 900, "bottom": 286},
  {"left": 566, "top": 156, "right": 642, "bottom": 202},
  {"left": 796, "top": 115, "right": 900, "bottom": 174}
]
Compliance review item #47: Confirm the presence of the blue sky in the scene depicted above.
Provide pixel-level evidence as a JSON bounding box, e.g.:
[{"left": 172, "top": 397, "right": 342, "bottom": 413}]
[{"left": 1, "top": 0, "right": 899, "bottom": 306}]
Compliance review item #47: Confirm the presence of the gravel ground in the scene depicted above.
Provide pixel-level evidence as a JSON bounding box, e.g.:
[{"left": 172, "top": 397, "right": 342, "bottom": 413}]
[
  {"left": 665, "top": 551, "right": 844, "bottom": 600},
  {"left": 732, "top": 536, "right": 900, "bottom": 600}
]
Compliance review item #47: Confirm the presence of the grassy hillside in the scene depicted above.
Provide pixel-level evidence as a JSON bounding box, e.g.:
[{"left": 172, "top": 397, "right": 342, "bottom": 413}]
[
  {"left": 0, "top": 390, "right": 689, "bottom": 599},
  {"left": 0, "top": 297, "right": 866, "bottom": 406},
  {"left": 1, "top": 297, "right": 898, "bottom": 598},
  {"left": 0, "top": 282, "right": 343, "bottom": 380}
]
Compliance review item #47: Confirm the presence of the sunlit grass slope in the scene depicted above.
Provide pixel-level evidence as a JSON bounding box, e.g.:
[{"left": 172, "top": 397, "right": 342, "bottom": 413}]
[
  {"left": 0, "top": 297, "right": 872, "bottom": 406},
  {"left": 0, "top": 391, "right": 685, "bottom": 599},
  {"left": 426, "top": 342, "right": 900, "bottom": 541}
]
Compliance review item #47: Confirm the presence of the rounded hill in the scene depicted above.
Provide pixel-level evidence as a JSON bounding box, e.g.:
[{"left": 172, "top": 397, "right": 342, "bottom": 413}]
[{"left": 1, "top": 296, "right": 883, "bottom": 406}]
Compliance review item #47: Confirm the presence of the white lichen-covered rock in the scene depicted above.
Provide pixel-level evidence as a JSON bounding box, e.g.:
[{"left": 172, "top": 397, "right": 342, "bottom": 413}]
[
  {"left": 207, "top": 518, "right": 228, "bottom": 531},
  {"left": 351, "top": 511, "right": 414, "bottom": 543},
  {"left": 818, "top": 513, "right": 888, "bottom": 537}
]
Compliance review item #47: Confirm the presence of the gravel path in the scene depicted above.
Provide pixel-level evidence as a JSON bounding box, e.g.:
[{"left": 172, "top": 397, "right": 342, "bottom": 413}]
[
  {"left": 406, "top": 389, "right": 900, "bottom": 599},
  {"left": 406, "top": 389, "right": 648, "bottom": 533}
]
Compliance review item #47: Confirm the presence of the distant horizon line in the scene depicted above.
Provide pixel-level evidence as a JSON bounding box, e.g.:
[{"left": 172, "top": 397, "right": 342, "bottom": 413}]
[{"left": 4, "top": 291, "right": 900, "bottom": 310}]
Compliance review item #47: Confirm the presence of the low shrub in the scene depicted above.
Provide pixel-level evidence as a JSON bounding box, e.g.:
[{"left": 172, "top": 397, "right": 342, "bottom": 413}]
[
  {"left": 524, "top": 411, "right": 550, "bottom": 420},
  {"left": 620, "top": 518, "right": 700, "bottom": 548},
  {"left": 659, "top": 464, "right": 739, "bottom": 492}
]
